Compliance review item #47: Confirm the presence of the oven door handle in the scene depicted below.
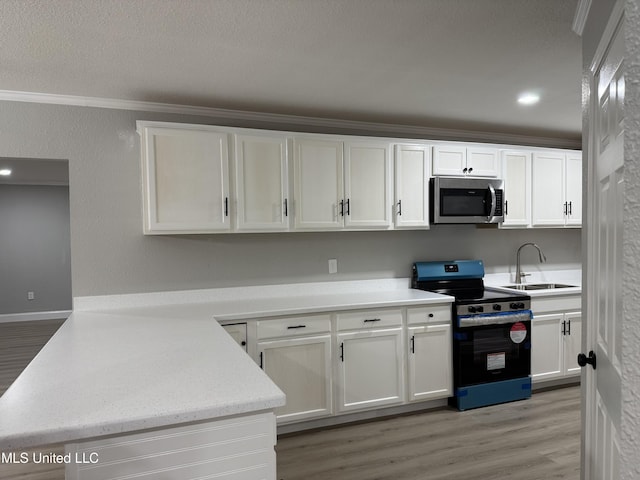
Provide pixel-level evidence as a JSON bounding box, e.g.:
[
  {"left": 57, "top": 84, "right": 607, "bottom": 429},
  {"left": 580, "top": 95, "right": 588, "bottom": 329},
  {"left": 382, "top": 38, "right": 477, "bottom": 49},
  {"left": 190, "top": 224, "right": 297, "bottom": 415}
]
[
  {"left": 458, "top": 310, "right": 532, "bottom": 327},
  {"left": 487, "top": 184, "right": 497, "bottom": 221}
]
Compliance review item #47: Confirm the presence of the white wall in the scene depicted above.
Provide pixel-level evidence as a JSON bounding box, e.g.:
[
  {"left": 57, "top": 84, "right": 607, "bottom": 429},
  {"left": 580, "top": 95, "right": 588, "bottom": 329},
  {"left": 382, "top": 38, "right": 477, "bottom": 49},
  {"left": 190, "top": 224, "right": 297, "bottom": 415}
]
[{"left": 0, "top": 100, "right": 581, "bottom": 297}]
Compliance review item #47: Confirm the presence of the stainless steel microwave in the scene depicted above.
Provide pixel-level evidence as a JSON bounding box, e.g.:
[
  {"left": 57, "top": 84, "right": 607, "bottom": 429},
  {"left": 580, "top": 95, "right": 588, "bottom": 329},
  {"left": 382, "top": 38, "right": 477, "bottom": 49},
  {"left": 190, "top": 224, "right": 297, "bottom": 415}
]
[{"left": 430, "top": 177, "right": 504, "bottom": 224}]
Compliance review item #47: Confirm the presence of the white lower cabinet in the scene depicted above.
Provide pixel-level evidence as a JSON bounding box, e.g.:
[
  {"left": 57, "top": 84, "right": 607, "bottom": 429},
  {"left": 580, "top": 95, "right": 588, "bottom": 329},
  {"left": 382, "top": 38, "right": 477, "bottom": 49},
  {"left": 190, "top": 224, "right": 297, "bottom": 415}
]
[
  {"left": 407, "top": 323, "right": 452, "bottom": 401},
  {"left": 250, "top": 303, "right": 452, "bottom": 426},
  {"left": 337, "top": 327, "right": 405, "bottom": 412},
  {"left": 531, "top": 304, "right": 582, "bottom": 383},
  {"left": 256, "top": 315, "right": 333, "bottom": 424}
]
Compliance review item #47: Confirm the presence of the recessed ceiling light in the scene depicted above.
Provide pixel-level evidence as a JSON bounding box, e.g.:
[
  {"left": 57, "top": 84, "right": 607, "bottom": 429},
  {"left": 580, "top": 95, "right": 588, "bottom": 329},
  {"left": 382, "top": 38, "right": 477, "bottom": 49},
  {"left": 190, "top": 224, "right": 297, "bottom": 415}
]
[
  {"left": 0, "top": 169, "right": 11, "bottom": 176},
  {"left": 517, "top": 93, "right": 540, "bottom": 105}
]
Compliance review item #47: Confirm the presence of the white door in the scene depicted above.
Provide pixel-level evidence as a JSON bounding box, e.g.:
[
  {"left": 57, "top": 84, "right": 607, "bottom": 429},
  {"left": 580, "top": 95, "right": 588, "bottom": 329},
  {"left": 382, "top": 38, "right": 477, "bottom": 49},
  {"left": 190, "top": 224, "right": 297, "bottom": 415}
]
[
  {"left": 337, "top": 328, "right": 404, "bottom": 412},
  {"left": 344, "top": 142, "right": 391, "bottom": 229},
  {"left": 141, "top": 126, "right": 230, "bottom": 233},
  {"left": 293, "top": 138, "right": 344, "bottom": 230},
  {"left": 432, "top": 145, "right": 466, "bottom": 175},
  {"left": 501, "top": 150, "right": 531, "bottom": 227},
  {"left": 394, "top": 144, "right": 430, "bottom": 229},
  {"left": 583, "top": 13, "right": 624, "bottom": 480},
  {"left": 234, "top": 134, "right": 289, "bottom": 231},
  {"left": 407, "top": 323, "right": 452, "bottom": 401},
  {"left": 531, "top": 313, "right": 563, "bottom": 382},
  {"left": 531, "top": 151, "right": 566, "bottom": 226},
  {"left": 258, "top": 335, "right": 333, "bottom": 423},
  {"left": 563, "top": 312, "right": 582, "bottom": 377},
  {"left": 466, "top": 147, "right": 500, "bottom": 177},
  {"left": 565, "top": 153, "right": 583, "bottom": 226}
]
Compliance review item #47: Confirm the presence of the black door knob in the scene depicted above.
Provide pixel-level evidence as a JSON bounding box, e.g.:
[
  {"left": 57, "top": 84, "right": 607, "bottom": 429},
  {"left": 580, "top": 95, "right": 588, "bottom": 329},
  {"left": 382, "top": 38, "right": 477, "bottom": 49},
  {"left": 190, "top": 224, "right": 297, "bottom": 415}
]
[{"left": 577, "top": 350, "right": 597, "bottom": 370}]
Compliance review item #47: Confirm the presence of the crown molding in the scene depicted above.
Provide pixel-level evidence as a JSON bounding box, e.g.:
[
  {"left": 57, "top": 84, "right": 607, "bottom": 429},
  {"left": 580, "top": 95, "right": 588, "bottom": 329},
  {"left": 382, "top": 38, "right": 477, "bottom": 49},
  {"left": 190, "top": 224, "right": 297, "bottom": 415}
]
[
  {"left": 0, "top": 89, "right": 580, "bottom": 150},
  {"left": 572, "top": 0, "right": 592, "bottom": 35}
]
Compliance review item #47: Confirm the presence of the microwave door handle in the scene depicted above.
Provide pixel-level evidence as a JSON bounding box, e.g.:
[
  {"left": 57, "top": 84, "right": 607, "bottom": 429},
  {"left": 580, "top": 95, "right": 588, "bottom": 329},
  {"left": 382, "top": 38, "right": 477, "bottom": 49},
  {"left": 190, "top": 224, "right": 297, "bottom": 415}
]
[{"left": 487, "top": 184, "right": 497, "bottom": 220}]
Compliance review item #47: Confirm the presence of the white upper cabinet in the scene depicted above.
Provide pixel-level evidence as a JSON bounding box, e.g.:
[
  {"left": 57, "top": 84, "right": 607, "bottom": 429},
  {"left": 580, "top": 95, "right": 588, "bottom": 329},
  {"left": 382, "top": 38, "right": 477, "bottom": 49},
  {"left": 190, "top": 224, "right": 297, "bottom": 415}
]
[
  {"left": 344, "top": 142, "right": 392, "bottom": 229},
  {"left": 394, "top": 144, "right": 430, "bottom": 229},
  {"left": 432, "top": 145, "right": 500, "bottom": 177},
  {"left": 565, "top": 153, "right": 582, "bottom": 226},
  {"left": 234, "top": 134, "right": 289, "bottom": 231},
  {"left": 293, "top": 137, "right": 391, "bottom": 231},
  {"left": 293, "top": 138, "right": 344, "bottom": 230},
  {"left": 501, "top": 150, "right": 531, "bottom": 227},
  {"left": 531, "top": 151, "right": 582, "bottom": 227},
  {"left": 139, "top": 122, "right": 230, "bottom": 234}
]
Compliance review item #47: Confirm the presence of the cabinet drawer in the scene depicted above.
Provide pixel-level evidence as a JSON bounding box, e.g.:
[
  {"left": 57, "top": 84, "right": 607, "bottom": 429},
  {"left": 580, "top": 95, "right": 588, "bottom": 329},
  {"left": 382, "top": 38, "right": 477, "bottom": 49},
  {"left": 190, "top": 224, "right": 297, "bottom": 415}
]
[
  {"left": 531, "top": 295, "right": 581, "bottom": 313},
  {"left": 256, "top": 314, "right": 331, "bottom": 340},
  {"left": 337, "top": 309, "right": 402, "bottom": 331},
  {"left": 407, "top": 304, "right": 452, "bottom": 325}
]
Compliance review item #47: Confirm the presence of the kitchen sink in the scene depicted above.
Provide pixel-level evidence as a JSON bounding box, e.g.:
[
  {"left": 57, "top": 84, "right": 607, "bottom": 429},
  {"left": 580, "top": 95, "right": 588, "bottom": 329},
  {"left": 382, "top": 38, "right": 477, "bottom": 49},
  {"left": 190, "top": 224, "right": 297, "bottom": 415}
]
[{"left": 500, "top": 283, "right": 577, "bottom": 290}]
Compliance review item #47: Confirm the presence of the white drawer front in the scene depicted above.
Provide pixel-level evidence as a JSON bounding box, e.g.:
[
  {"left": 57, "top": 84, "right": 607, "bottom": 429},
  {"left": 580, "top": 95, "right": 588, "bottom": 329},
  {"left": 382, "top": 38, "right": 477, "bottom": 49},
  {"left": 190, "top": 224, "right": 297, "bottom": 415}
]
[
  {"left": 257, "top": 314, "right": 331, "bottom": 340},
  {"left": 337, "top": 309, "right": 402, "bottom": 331},
  {"left": 531, "top": 295, "right": 581, "bottom": 314},
  {"left": 407, "top": 304, "right": 452, "bottom": 325}
]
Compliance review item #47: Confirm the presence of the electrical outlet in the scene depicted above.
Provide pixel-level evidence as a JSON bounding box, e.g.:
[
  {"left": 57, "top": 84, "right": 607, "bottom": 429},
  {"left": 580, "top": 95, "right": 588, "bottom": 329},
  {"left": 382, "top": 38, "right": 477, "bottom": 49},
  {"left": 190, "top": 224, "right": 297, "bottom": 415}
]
[
  {"left": 328, "top": 259, "right": 338, "bottom": 274},
  {"left": 27, "top": 291, "right": 35, "bottom": 300}
]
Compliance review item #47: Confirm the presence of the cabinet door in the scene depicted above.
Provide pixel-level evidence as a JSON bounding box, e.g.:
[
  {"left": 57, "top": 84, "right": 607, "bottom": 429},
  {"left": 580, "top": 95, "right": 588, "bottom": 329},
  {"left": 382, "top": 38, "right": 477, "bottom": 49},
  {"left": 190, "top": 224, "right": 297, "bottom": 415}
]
[
  {"left": 467, "top": 147, "right": 500, "bottom": 177},
  {"left": 221, "top": 323, "right": 247, "bottom": 352},
  {"left": 293, "top": 138, "right": 344, "bottom": 230},
  {"left": 344, "top": 142, "right": 391, "bottom": 229},
  {"left": 501, "top": 150, "right": 531, "bottom": 227},
  {"left": 394, "top": 144, "right": 430, "bottom": 229},
  {"left": 234, "top": 134, "right": 289, "bottom": 231},
  {"left": 531, "top": 313, "right": 563, "bottom": 382},
  {"left": 337, "top": 328, "right": 404, "bottom": 412},
  {"left": 532, "top": 152, "right": 566, "bottom": 226},
  {"left": 141, "top": 126, "right": 230, "bottom": 234},
  {"left": 408, "top": 323, "right": 452, "bottom": 401},
  {"left": 563, "top": 311, "right": 582, "bottom": 376},
  {"left": 565, "top": 153, "right": 582, "bottom": 226},
  {"left": 432, "top": 145, "right": 466, "bottom": 176},
  {"left": 258, "top": 335, "right": 332, "bottom": 423}
]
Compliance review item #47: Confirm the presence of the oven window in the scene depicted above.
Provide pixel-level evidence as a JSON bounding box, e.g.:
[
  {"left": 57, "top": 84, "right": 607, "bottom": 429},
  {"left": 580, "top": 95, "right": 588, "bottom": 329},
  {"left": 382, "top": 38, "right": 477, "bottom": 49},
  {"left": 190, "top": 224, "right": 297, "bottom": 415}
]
[
  {"left": 454, "top": 322, "right": 531, "bottom": 387},
  {"left": 440, "top": 189, "right": 488, "bottom": 216}
]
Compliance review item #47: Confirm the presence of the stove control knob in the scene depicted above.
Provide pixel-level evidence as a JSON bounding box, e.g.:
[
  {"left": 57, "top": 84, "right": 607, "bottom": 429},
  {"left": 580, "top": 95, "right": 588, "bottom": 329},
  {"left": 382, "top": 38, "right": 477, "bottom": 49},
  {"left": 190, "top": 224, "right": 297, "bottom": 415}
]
[
  {"left": 518, "top": 302, "right": 526, "bottom": 309},
  {"left": 476, "top": 306, "right": 484, "bottom": 313},
  {"left": 510, "top": 302, "right": 521, "bottom": 310},
  {"left": 493, "top": 304, "right": 502, "bottom": 311},
  {"left": 468, "top": 306, "right": 477, "bottom": 313}
]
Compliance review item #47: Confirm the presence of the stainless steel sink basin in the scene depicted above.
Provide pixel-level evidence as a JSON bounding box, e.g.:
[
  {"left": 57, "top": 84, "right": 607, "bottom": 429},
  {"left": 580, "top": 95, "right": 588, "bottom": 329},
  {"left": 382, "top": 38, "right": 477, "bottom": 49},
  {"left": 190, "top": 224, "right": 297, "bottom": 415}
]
[{"left": 500, "top": 283, "right": 577, "bottom": 291}]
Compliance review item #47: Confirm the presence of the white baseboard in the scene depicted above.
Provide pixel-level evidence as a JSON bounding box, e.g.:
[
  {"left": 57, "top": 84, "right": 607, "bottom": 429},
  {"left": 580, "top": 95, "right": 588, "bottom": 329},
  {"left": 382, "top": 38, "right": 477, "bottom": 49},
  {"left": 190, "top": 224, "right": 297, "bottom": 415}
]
[{"left": 0, "top": 310, "right": 72, "bottom": 324}]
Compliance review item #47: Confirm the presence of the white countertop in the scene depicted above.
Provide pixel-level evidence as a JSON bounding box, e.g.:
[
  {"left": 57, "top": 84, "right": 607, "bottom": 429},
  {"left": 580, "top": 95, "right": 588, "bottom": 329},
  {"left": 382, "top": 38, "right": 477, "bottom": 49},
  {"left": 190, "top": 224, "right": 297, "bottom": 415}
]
[{"left": 0, "top": 279, "right": 453, "bottom": 450}]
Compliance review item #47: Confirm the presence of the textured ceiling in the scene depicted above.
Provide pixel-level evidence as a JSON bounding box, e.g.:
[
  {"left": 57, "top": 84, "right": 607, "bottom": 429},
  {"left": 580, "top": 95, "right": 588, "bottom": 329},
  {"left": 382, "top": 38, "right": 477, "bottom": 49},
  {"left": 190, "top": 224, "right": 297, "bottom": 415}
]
[{"left": 0, "top": 0, "right": 581, "bottom": 142}]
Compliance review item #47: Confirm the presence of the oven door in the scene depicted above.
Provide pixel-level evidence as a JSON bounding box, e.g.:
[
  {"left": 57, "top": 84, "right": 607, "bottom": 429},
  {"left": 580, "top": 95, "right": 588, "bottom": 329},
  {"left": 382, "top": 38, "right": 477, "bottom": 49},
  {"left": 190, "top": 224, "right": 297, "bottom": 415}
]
[
  {"left": 453, "top": 313, "right": 531, "bottom": 387},
  {"left": 430, "top": 177, "right": 504, "bottom": 224}
]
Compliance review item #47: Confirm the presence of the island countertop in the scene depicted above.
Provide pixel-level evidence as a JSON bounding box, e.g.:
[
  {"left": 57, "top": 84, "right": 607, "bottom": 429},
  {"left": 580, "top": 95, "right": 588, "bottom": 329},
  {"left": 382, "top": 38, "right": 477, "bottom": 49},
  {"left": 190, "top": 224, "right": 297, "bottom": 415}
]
[{"left": 0, "top": 278, "right": 453, "bottom": 450}]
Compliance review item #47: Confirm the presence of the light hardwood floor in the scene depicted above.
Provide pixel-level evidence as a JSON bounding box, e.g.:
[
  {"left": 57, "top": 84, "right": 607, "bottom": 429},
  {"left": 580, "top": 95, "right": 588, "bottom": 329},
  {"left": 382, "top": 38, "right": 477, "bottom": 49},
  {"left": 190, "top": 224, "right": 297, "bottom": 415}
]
[
  {"left": 0, "top": 319, "right": 580, "bottom": 480},
  {"left": 277, "top": 386, "right": 580, "bottom": 480}
]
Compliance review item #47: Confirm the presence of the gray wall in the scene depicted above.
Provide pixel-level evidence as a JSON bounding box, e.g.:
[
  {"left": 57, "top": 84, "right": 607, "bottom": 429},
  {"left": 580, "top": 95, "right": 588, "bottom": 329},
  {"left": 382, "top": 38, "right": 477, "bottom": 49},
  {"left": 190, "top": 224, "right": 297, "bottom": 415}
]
[
  {"left": 0, "top": 185, "right": 72, "bottom": 313},
  {"left": 0, "top": 100, "right": 581, "bottom": 297}
]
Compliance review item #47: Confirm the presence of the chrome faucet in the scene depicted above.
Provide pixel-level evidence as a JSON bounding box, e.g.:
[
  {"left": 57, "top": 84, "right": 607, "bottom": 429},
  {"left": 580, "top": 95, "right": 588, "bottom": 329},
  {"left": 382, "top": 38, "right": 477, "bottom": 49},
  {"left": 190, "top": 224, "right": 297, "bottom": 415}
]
[{"left": 515, "top": 243, "right": 547, "bottom": 284}]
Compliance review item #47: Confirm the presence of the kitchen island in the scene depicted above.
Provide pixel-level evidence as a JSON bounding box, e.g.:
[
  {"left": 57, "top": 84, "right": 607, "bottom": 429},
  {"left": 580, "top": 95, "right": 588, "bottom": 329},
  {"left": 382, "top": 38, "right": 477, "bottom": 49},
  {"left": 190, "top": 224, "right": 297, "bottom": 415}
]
[{"left": 0, "top": 278, "right": 451, "bottom": 480}]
